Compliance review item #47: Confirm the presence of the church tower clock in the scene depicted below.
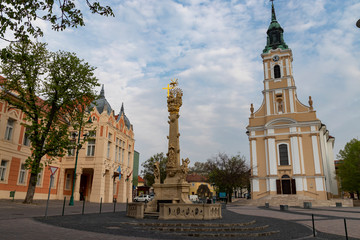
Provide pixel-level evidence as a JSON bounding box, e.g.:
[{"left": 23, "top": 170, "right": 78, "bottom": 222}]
[{"left": 246, "top": 2, "right": 338, "bottom": 203}]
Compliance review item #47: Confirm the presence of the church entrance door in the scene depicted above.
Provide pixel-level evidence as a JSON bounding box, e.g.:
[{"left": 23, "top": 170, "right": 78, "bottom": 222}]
[{"left": 282, "top": 179, "right": 291, "bottom": 194}]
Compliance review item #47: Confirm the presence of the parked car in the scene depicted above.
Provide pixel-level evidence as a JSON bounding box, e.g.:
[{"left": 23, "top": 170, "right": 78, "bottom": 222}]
[
  {"left": 149, "top": 193, "right": 155, "bottom": 200},
  {"left": 189, "top": 194, "right": 199, "bottom": 203},
  {"left": 134, "top": 194, "right": 152, "bottom": 203}
]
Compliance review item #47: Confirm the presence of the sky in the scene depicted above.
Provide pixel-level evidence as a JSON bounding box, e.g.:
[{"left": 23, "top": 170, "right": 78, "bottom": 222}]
[{"left": 1, "top": 0, "right": 360, "bottom": 171}]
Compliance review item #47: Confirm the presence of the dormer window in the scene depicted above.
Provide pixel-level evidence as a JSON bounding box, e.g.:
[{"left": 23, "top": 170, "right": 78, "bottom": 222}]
[{"left": 274, "top": 65, "right": 281, "bottom": 78}]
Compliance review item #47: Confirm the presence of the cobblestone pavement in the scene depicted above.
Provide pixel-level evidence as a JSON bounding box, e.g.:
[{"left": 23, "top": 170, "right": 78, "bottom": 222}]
[{"left": 0, "top": 199, "right": 359, "bottom": 240}]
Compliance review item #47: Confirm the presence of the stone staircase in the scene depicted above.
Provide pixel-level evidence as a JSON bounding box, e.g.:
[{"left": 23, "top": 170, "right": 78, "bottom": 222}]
[
  {"left": 144, "top": 211, "right": 159, "bottom": 219},
  {"left": 117, "top": 221, "right": 280, "bottom": 238},
  {"left": 254, "top": 195, "right": 316, "bottom": 207}
]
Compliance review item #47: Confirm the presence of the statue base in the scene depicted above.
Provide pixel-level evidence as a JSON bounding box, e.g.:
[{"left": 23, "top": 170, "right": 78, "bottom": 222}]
[{"left": 145, "top": 182, "right": 192, "bottom": 212}]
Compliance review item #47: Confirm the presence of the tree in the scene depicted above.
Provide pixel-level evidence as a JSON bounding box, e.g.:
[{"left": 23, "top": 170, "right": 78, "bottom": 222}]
[
  {"left": 197, "top": 184, "right": 212, "bottom": 198},
  {"left": 206, "top": 153, "right": 249, "bottom": 203},
  {"left": 189, "top": 161, "right": 209, "bottom": 176},
  {"left": 0, "top": 40, "right": 99, "bottom": 203},
  {"left": 337, "top": 138, "right": 360, "bottom": 199},
  {"left": 0, "top": 0, "right": 114, "bottom": 41},
  {"left": 141, "top": 153, "right": 167, "bottom": 186}
]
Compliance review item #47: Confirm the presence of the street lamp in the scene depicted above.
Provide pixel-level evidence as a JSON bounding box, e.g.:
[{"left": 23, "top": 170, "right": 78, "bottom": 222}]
[
  {"left": 69, "top": 118, "right": 91, "bottom": 206},
  {"left": 356, "top": 19, "right": 360, "bottom": 28}
]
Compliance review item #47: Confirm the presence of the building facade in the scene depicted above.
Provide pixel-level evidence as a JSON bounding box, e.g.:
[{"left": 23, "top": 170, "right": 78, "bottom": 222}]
[
  {"left": 0, "top": 84, "right": 135, "bottom": 203},
  {"left": 246, "top": 3, "right": 338, "bottom": 201}
]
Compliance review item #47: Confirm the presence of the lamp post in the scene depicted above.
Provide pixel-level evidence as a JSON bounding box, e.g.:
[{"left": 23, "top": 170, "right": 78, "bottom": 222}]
[
  {"left": 69, "top": 117, "right": 91, "bottom": 206},
  {"left": 69, "top": 126, "right": 82, "bottom": 206},
  {"left": 356, "top": 19, "right": 360, "bottom": 28}
]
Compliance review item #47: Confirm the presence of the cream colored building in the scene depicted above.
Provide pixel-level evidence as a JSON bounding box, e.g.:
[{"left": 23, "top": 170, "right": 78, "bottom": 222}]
[
  {"left": 247, "top": 3, "right": 338, "bottom": 201},
  {"left": 59, "top": 86, "right": 135, "bottom": 203},
  {"left": 0, "top": 84, "right": 135, "bottom": 203}
]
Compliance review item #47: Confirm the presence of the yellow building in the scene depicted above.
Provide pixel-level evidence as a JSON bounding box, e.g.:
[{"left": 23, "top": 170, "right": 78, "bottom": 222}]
[
  {"left": 186, "top": 173, "right": 216, "bottom": 198},
  {"left": 0, "top": 83, "right": 135, "bottom": 203},
  {"left": 247, "top": 3, "right": 338, "bottom": 202}
]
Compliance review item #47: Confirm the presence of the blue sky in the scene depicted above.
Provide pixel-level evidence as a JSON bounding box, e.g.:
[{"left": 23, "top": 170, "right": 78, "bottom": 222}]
[{"left": 2, "top": 0, "right": 360, "bottom": 169}]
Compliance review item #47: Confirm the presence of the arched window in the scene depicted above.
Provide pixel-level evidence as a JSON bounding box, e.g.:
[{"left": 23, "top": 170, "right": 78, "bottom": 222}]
[
  {"left": 274, "top": 65, "right": 281, "bottom": 78},
  {"left": 279, "top": 144, "right": 289, "bottom": 165}
]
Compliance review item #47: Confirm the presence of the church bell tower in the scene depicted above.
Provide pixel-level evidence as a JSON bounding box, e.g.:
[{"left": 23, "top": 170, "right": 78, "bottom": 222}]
[{"left": 246, "top": 2, "right": 338, "bottom": 203}]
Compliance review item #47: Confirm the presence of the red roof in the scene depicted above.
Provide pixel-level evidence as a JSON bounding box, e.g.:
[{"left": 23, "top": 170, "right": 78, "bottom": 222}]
[
  {"left": 186, "top": 173, "right": 208, "bottom": 182},
  {"left": 138, "top": 176, "right": 145, "bottom": 183}
]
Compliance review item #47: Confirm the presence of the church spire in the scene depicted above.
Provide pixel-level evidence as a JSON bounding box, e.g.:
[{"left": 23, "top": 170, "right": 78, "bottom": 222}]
[
  {"left": 271, "top": 1, "right": 277, "bottom": 21},
  {"left": 99, "top": 84, "right": 105, "bottom": 99},
  {"left": 263, "top": 1, "right": 288, "bottom": 53},
  {"left": 120, "top": 102, "right": 124, "bottom": 116}
]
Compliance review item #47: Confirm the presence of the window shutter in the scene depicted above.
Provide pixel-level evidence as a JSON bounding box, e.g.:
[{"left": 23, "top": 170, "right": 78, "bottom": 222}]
[
  {"left": 291, "top": 179, "right": 297, "bottom": 194},
  {"left": 276, "top": 179, "right": 281, "bottom": 194}
]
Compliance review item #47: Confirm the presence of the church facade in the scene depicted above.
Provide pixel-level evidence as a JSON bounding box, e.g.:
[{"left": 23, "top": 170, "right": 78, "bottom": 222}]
[{"left": 247, "top": 3, "right": 338, "bottom": 201}]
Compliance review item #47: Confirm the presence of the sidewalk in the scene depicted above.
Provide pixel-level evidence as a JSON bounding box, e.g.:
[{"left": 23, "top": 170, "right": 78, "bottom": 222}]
[
  {"left": 0, "top": 199, "right": 126, "bottom": 219},
  {"left": 227, "top": 204, "right": 360, "bottom": 239}
]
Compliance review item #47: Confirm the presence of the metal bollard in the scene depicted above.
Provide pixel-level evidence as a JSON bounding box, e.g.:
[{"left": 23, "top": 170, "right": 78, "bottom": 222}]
[
  {"left": 100, "top": 197, "right": 102, "bottom": 214},
  {"left": 312, "top": 214, "right": 316, "bottom": 237},
  {"left": 344, "top": 218, "right": 348, "bottom": 240},
  {"left": 62, "top": 197, "right": 66, "bottom": 216},
  {"left": 113, "top": 198, "right": 117, "bottom": 213},
  {"left": 82, "top": 199, "right": 85, "bottom": 215}
]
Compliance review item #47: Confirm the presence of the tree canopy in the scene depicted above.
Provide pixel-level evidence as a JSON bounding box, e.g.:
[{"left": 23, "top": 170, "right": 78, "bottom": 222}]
[
  {"left": 206, "top": 153, "right": 250, "bottom": 202},
  {"left": 337, "top": 138, "right": 360, "bottom": 199},
  {"left": 0, "top": 40, "right": 99, "bottom": 203},
  {"left": 0, "top": 0, "right": 114, "bottom": 41},
  {"left": 141, "top": 153, "right": 168, "bottom": 186}
]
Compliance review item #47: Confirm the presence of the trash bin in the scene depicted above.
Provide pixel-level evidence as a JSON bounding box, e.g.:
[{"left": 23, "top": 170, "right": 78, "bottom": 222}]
[
  {"left": 265, "top": 202, "right": 269, "bottom": 208},
  {"left": 10, "top": 191, "right": 15, "bottom": 201},
  {"left": 280, "top": 205, "right": 288, "bottom": 211}
]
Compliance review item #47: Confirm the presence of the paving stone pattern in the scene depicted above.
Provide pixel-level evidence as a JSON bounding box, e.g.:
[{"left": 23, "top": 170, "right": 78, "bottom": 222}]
[{"left": 0, "top": 199, "right": 359, "bottom": 240}]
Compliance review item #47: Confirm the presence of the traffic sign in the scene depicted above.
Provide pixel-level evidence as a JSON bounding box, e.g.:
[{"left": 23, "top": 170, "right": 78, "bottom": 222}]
[{"left": 49, "top": 166, "right": 58, "bottom": 176}]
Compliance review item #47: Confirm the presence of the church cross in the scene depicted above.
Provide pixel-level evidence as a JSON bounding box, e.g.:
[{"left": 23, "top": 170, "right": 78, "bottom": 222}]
[{"left": 162, "top": 84, "right": 174, "bottom": 97}]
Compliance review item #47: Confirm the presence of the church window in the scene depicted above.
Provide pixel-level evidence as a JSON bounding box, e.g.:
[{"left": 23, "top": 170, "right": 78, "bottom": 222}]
[
  {"left": 279, "top": 144, "right": 289, "bottom": 165},
  {"left": 274, "top": 65, "right": 281, "bottom": 78}
]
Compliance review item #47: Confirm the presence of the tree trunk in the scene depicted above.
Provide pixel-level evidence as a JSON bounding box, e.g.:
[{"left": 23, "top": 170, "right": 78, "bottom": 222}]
[
  {"left": 357, "top": 191, "right": 360, "bottom": 200},
  {"left": 227, "top": 191, "right": 232, "bottom": 203},
  {"left": 24, "top": 173, "right": 38, "bottom": 204}
]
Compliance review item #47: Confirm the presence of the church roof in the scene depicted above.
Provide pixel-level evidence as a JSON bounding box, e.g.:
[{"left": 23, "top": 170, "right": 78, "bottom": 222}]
[
  {"left": 263, "top": 2, "right": 289, "bottom": 53},
  {"left": 118, "top": 102, "right": 132, "bottom": 130},
  {"left": 89, "top": 85, "right": 113, "bottom": 115}
]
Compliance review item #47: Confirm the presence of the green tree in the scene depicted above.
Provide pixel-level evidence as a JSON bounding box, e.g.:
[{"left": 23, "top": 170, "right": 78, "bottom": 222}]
[
  {"left": 206, "top": 153, "right": 249, "bottom": 203},
  {"left": 0, "top": 40, "right": 99, "bottom": 203},
  {"left": 141, "top": 153, "right": 167, "bottom": 186},
  {"left": 337, "top": 138, "right": 360, "bottom": 199},
  {"left": 0, "top": 0, "right": 114, "bottom": 41}
]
